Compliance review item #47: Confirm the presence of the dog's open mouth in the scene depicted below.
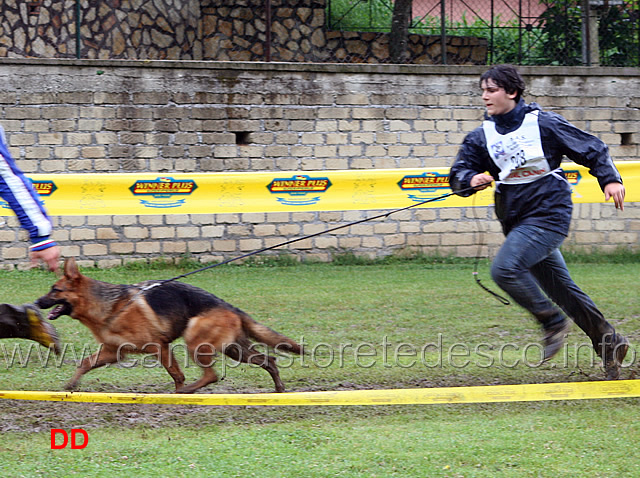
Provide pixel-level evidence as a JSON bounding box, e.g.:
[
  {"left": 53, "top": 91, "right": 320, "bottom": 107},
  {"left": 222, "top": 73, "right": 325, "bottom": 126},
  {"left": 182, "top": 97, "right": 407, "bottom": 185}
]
[{"left": 45, "top": 302, "right": 72, "bottom": 320}]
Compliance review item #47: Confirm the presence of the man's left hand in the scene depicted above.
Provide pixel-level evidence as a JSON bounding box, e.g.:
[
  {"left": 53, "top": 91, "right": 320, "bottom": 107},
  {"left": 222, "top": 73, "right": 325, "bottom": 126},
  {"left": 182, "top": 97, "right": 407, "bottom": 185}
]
[{"left": 604, "top": 182, "right": 625, "bottom": 211}]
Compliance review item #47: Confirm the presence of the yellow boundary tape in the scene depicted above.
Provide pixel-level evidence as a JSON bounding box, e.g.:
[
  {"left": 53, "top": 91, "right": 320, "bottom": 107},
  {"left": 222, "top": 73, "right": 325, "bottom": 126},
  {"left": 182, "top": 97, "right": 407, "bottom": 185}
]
[{"left": 1, "top": 380, "right": 639, "bottom": 406}]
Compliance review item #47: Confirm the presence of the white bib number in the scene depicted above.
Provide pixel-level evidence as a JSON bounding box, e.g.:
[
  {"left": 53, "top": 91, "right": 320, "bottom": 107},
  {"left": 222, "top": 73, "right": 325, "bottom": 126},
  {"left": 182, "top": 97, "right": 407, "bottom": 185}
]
[{"left": 483, "top": 111, "right": 551, "bottom": 184}]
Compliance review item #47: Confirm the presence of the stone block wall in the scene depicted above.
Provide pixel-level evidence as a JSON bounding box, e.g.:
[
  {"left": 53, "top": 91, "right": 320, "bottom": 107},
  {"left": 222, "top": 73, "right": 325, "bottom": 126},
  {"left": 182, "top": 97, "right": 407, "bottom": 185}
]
[
  {"left": 0, "top": 58, "right": 638, "bottom": 269},
  {"left": 0, "top": 0, "right": 202, "bottom": 60},
  {"left": 0, "top": 0, "right": 486, "bottom": 65},
  {"left": 202, "top": 0, "right": 487, "bottom": 64}
]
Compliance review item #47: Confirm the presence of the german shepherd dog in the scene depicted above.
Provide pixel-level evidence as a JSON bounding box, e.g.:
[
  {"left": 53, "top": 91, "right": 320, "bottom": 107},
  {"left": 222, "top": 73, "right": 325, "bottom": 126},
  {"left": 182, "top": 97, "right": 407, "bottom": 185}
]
[{"left": 35, "top": 258, "right": 302, "bottom": 393}]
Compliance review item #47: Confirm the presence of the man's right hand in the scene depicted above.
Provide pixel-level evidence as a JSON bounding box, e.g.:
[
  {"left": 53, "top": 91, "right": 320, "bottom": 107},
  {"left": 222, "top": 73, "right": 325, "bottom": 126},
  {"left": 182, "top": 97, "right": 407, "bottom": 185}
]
[
  {"left": 30, "top": 245, "right": 61, "bottom": 273},
  {"left": 471, "top": 173, "right": 494, "bottom": 190}
]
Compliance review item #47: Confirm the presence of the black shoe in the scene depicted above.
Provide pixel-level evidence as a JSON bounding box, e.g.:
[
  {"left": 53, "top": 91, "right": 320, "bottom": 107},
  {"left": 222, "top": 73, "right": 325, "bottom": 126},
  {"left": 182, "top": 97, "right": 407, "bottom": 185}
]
[
  {"left": 542, "top": 320, "right": 570, "bottom": 362},
  {"left": 602, "top": 334, "right": 629, "bottom": 380}
]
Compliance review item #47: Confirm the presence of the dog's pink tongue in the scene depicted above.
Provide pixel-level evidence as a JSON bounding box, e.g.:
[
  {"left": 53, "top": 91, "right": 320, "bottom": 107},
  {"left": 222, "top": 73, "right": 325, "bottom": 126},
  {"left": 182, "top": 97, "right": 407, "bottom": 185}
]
[{"left": 48, "top": 305, "right": 63, "bottom": 320}]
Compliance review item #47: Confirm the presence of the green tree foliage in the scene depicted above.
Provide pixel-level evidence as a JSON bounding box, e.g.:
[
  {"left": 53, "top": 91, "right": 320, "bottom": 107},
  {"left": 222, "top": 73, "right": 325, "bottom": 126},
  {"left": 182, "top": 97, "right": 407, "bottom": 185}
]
[
  {"left": 327, "top": 0, "right": 639, "bottom": 66},
  {"left": 536, "top": 2, "right": 583, "bottom": 66},
  {"left": 327, "top": 0, "right": 394, "bottom": 31},
  {"left": 598, "top": 2, "right": 640, "bottom": 66}
]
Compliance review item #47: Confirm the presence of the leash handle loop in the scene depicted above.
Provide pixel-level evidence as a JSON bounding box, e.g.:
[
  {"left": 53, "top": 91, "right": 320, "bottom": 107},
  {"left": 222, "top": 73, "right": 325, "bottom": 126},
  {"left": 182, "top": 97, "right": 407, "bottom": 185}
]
[{"left": 472, "top": 272, "right": 511, "bottom": 305}]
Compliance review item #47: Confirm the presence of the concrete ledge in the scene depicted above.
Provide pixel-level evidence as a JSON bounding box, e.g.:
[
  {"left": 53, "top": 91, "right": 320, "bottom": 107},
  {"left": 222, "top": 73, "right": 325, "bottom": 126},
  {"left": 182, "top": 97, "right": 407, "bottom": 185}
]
[{"left": 1, "top": 57, "right": 639, "bottom": 78}]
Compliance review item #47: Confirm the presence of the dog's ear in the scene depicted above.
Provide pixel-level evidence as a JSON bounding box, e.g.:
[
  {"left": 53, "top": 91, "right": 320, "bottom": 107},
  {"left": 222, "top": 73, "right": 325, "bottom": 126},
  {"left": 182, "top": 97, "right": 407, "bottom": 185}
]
[{"left": 63, "top": 257, "right": 81, "bottom": 280}]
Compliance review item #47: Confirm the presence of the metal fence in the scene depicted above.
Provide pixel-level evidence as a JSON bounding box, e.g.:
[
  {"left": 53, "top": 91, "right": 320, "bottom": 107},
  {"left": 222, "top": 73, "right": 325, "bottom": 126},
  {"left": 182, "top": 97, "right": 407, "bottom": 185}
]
[{"left": 327, "top": 0, "right": 640, "bottom": 66}]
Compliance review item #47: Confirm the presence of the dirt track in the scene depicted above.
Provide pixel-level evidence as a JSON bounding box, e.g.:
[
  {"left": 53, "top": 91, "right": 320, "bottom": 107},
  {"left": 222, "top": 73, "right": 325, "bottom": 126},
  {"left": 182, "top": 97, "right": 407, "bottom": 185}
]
[{"left": 1, "top": 371, "right": 619, "bottom": 433}]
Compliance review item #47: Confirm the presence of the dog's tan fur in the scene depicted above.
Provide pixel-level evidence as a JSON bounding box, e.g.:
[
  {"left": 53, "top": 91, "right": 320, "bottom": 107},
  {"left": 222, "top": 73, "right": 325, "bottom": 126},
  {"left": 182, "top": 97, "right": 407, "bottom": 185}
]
[{"left": 36, "top": 258, "right": 302, "bottom": 393}]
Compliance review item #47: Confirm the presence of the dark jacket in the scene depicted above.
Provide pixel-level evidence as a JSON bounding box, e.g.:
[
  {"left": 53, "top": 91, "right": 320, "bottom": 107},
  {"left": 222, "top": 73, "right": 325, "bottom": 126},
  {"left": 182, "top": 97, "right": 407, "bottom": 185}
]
[{"left": 449, "top": 100, "right": 622, "bottom": 236}]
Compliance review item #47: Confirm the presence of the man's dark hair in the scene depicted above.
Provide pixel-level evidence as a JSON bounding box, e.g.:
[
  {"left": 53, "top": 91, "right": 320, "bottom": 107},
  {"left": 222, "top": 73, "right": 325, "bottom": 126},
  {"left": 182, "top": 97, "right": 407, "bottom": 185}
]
[{"left": 480, "top": 64, "right": 526, "bottom": 102}]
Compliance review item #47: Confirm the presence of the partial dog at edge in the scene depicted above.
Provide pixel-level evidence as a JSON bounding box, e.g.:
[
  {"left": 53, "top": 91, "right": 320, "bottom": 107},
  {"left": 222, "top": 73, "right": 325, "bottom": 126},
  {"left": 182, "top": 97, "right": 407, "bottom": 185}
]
[{"left": 35, "top": 258, "right": 302, "bottom": 393}]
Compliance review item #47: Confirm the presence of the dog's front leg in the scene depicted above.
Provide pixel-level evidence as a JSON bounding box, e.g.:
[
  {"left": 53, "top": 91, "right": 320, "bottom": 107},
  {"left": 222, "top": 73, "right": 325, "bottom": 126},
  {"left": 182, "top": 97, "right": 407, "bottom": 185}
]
[
  {"left": 65, "top": 348, "right": 119, "bottom": 390},
  {"left": 156, "top": 344, "right": 186, "bottom": 391}
]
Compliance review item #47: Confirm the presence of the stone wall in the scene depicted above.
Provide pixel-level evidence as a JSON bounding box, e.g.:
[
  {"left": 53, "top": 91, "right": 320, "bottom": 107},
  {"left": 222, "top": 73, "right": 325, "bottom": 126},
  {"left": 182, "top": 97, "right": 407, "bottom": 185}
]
[
  {"left": 0, "top": 58, "right": 638, "bottom": 269},
  {"left": 202, "top": 0, "right": 486, "bottom": 64},
  {"left": 323, "top": 32, "right": 487, "bottom": 64},
  {"left": 0, "top": 0, "right": 486, "bottom": 65},
  {"left": 0, "top": 0, "right": 202, "bottom": 60}
]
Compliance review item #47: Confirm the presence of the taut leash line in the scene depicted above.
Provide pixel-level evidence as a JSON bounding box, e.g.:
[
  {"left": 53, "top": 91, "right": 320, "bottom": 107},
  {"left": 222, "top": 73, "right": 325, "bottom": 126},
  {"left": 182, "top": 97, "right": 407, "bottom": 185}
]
[{"left": 150, "top": 183, "right": 489, "bottom": 287}]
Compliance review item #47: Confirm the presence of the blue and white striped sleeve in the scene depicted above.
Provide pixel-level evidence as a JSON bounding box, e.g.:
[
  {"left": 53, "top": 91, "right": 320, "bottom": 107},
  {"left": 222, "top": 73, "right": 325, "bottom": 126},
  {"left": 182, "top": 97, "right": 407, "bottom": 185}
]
[{"left": 0, "top": 124, "right": 56, "bottom": 250}]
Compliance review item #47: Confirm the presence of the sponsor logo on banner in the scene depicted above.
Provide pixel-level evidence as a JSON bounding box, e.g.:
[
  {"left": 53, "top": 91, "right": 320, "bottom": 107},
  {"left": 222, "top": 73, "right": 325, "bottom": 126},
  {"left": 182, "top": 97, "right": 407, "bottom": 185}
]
[
  {"left": 31, "top": 180, "right": 58, "bottom": 196},
  {"left": 564, "top": 169, "right": 583, "bottom": 198},
  {"left": 398, "top": 172, "right": 450, "bottom": 202},
  {"left": 563, "top": 170, "right": 581, "bottom": 185},
  {"left": 0, "top": 179, "right": 56, "bottom": 210},
  {"left": 266, "top": 174, "right": 332, "bottom": 206},
  {"left": 129, "top": 177, "right": 198, "bottom": 208}
]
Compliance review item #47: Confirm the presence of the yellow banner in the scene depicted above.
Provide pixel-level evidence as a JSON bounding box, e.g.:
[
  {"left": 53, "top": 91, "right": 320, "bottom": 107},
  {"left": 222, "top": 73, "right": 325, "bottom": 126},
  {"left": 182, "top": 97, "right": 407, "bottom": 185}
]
[
  {"left": 1, "top": 380, "right": 640, "bottom": 406},
  {"left": 4, "top": 162, "right": 638, "bottom": 216}
]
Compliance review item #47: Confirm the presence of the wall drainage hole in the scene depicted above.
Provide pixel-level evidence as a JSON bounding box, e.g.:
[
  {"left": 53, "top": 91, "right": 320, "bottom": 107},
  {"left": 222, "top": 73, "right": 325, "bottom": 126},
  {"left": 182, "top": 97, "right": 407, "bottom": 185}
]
[{"left": 235, "top": 132, "right": 250, "bottom": 145}]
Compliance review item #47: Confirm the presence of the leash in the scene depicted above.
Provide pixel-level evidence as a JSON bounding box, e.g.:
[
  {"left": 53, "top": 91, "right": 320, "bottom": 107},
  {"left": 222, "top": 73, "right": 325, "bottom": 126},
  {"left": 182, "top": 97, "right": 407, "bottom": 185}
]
[
  {"left": 140, "top": 182, "right": 486, "bottom": 288},
  {"left": 137, "top": 181, "right": 509, "bottom": 307},
  {"left": 471, "top": 190, "right": 510, "bottom": 305}
]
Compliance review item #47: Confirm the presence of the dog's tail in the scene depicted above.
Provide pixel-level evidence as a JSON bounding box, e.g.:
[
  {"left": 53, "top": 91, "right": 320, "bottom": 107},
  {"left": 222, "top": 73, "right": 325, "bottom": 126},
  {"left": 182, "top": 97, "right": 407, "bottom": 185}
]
[{"left": 240, "top": 314, "right": 303, "bottom": 355}]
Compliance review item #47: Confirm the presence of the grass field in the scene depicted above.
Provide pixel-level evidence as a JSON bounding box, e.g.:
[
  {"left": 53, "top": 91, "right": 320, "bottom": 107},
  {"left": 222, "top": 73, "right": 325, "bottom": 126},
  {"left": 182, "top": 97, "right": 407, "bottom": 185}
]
[{"left": 0, "top": 255, "right": 638, "bottom": 477}]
